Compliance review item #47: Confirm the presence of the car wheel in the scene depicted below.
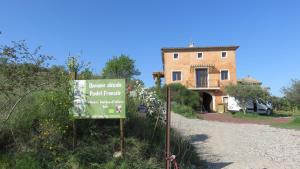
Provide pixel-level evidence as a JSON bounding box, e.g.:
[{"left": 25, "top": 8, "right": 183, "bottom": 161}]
[{"left": 266, "top": 109, "right": 271, "bottom": 116}]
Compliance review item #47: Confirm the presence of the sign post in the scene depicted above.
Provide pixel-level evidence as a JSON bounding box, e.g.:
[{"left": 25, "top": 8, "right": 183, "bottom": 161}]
[
  {"left": 165, "top": 86, "right": 171, "bottom": 169},
  {"left": 71, "top": 79, "right": 126, "bottom": 155},
  {"left": 120, "top": 119, "right": 124, "bottom": 157},
  {"left": 71, "top": 71, "right": 77, "bottom": 151}
]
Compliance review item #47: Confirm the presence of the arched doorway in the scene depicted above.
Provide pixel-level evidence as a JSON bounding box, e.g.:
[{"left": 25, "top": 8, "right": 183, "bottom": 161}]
[{"left": 201, "top": 92, "right": 213, "bottom": 112}]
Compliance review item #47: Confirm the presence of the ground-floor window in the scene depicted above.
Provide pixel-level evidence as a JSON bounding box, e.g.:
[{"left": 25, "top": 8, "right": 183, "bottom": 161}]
[{"left": 222, "top": 96, "right": 228, "bottom": 104}]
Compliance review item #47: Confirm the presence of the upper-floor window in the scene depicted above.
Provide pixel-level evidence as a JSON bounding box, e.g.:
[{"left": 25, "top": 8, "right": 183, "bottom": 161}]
[
  {"left": 173, "top": 53, "right": 179, "bottom": 60},
  {"left": 172, "top": 71, "right": 182, "bottom": 81},
  {"left": 221, "top": 70, "right": 229, "bottom": 80},
  {"left": 197, "top": 52, "right": 203, "bottom": 59},
  {"left": 221, "top": 51, "right": 227, "bottom": 58}
]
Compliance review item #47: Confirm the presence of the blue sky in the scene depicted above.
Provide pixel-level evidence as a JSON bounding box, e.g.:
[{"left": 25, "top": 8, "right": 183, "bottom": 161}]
[{"left": 1, "top": 0, "right": 300, "bottom": 96}]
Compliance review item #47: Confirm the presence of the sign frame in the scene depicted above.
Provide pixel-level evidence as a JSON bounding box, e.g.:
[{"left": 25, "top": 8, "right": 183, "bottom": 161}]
[{"left": 71, "top": 79, "right": 126, "bottom": 119}]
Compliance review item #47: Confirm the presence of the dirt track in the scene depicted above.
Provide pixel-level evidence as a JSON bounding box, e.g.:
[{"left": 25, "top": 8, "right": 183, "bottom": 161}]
[{"left": 171, "top": 113, "right": 300, "bottom": 169}]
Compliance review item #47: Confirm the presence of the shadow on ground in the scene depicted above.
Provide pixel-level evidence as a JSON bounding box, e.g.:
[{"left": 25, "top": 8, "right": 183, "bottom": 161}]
[
  {"left": 190, "top": 134, "right": 209, "bottom": 143},
  {"left": 203, "top": 162, "right": 233, "bottom": 169}
]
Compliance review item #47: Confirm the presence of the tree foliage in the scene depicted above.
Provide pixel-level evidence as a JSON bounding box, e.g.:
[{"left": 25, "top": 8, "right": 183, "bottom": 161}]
[
  {"left": 0, "top": 41, "right": 67, "bottom": 127},
  {"left": 282, "top": 79, "right": 300, "bottom": 105},
  {"left": 225, "top": 83, "right": 270, "bottom": 113},
  {"left": 0, "top": 41, "right": 53, "bottom": 97},
  {"left": 270, "top": 96, "right": 298, "bottom": 112},
  {"left": 101, "top": 55, "right": 140, "bottom": 80},
  {"left": 161, "top": 83, "right": 200, "bottom": 109}
]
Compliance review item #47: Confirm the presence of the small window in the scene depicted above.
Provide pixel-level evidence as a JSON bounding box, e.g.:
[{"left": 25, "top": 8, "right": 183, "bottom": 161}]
[
  {"left": 172, "top": 71, "right": 181, "bottom": 81},
  {"left": 223, "top": 97, "right": 228, "bottom": 104},
  {"left": 221, "top": 51, "right": 227, "bottom": 58},
  {"left": 173, "top": 53, "right": 179, "bottom": 60},
  {"left": 221, "top": 70, "right": 229, "bottom": 80},
  {"left": 197, "top": 52, "right": 203, "bottom": 59}
]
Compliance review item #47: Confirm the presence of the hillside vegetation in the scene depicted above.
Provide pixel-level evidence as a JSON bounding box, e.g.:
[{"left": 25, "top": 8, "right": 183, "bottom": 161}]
[{"left": 0, "top": 41, "right": 202, "bottom": 168}]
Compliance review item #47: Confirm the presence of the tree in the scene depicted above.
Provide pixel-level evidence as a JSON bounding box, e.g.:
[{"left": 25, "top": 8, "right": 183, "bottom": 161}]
[
  {"left": 225, "top": 83, "right": 270, "bottom": 113},
  {"left": 101, "top": 55, "right": 140, "bottom": 80},
  {"left": 0, "top": 40, "right": 70, "bottom": 130},
  {"left": 161, "top": 83, "right": 200, "bottom": 109},
  {"left": 282, "top": 79, "right": 300, "bottom": 105},
  {"left": 79, "top": 68, "right": 94, "bottom": 80}
]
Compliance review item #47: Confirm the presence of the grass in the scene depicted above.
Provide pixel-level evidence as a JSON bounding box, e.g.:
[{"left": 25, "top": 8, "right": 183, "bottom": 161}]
[
  {"left": 231, "top": 111, "right": 293, "bottom": 119},
  {"left": 230, "top": 111, "right": 273, "bottom": 120},
  {"left": 231, "top": 111, "right": 300, "bottom": 130},
  {"left": 272, "top": 117, "right": 300, "bottom": 130},
  {"left": 273, "top": 110, "right": 300, "bottom": 117}
]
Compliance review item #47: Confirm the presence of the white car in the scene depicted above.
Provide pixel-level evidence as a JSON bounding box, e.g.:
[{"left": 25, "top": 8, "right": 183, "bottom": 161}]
[{"left": 227, "top": 97, "right": 273, "bottom": 115}]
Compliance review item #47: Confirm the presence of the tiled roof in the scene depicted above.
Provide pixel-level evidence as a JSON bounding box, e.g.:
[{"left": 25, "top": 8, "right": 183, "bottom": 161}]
[
  {"left": 161, "top": 46, "right": 239, "bottom": 52},
  {"left": 238, "top": 76, "right": 262, "bottom": 84}
]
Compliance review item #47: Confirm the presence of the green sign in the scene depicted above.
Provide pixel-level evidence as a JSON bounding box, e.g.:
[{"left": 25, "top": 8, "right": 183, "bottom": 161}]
[{"left": 72, "top": 79, "right": 126, "bottom": 119}]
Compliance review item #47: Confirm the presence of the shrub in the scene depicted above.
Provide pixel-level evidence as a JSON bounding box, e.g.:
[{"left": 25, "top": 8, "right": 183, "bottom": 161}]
[
  {"left": 125, "top": 108, "right": 201, "bottom": 168},
  {"left": 134, "top": 80, "right": 166, "bottom": 119},
  {"left": 161, "top": 83, "right": 200, "bottom": 109},
  {"left": 282, "top": 79, "right": 300, "bottom": 106},
  {"left": 0, "top": 154, "right": 10, "bottom": 169},
  {"left": 172, "top": 104, "right": 197, "bottom": 118},
  {"left": 15, "top": 152, "right": 40, "bottom": 169}
]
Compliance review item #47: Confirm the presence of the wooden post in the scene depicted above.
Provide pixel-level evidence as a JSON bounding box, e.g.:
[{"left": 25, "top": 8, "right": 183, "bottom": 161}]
[
  {"left": 72, "top": 120, "right": 77, "bottom": 151},
  {"left": 120, "top": 119, "right": 124, "bottom": 157},
  {"left": 71, "top": 57, "right": 77, "bottom": 151},
  {"left": 165, "top": 87, "right": 171, "bottom": 169}
]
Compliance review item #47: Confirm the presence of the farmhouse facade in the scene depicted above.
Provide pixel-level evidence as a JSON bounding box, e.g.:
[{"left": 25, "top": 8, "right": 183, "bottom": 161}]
[{"left": 154, "top": 45, "right": 239, "bottom": 112}]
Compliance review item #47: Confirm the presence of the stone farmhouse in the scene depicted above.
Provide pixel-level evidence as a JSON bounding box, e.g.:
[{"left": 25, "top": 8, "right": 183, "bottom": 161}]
[{"left": 153, "top": 44, "right": 239, "bottom": 112}]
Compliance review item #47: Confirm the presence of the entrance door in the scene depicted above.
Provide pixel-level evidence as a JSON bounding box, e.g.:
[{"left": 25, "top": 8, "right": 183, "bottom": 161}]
[
  {"left": 196, "top": 68, "right": 208, "bottom": 88},
  {"left": 201, "top": 92, "right": 212, "bottom": 112}
]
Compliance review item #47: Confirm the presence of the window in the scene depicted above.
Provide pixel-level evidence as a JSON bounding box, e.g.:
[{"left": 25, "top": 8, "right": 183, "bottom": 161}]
[
  {"left": 221, "top": 70, "right": 229, "bottom": 80},
  {"left": 173, "top": 53, "right": 179, "bottom": 60},
  {"left": 197, "top": 52, "right": 203, "bottom": 59},
  {"left": 221, "top": 51, "right": 227, "bottom": 58},
  {"left": 172, "top": 71, "right": 181, "bottom": 81},
  {"left": 222, "top": 96, "right": 228, "bottom": 104}
]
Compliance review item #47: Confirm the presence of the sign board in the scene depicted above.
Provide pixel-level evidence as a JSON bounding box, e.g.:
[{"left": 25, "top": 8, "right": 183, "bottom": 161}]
[{"left": 72, "top": 79, "right": 126, "bottom": 119}]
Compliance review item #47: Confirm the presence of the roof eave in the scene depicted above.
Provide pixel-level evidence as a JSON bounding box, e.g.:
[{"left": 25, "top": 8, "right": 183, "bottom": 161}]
[{"left": 161, "top": 46, "right": 239, "bottom": 52}]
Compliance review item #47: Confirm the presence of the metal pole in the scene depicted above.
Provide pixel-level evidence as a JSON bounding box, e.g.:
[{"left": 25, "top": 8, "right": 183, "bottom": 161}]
[{"left": 165, "top": 86, "right": 171, "bottom": 169}]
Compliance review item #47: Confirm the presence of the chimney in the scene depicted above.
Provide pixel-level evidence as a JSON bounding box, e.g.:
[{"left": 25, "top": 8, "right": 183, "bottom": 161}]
[{"left": 188, "top": 42, "right": 194, "bottom": 47}]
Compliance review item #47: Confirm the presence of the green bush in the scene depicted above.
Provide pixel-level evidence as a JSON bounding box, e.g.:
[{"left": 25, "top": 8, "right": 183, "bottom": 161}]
[
  {"left": 172, "top": 104, "right": 197, "bottom": 118},
  {"left": 271, "top": 96, "right": 299, "bottom": 112},
  {"left": 125, "top": 110, "right": 202, "bottom": 168},
  {"left": 15, "top": 152, "right": 40, "bottom": 169},
  {"left": 0, "top": 154, "right": 10, "bottom": 169},
  {"left": 0, "top": 88, "right": 202, "bottom": 169},
  {"left": 161, "top": 83, "right": 200, "bottom": 109}
]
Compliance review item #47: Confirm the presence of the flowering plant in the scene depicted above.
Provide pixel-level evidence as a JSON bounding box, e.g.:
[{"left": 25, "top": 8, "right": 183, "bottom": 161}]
[{"left": 134, "top": 80, "right": 166, "bottom": 120}]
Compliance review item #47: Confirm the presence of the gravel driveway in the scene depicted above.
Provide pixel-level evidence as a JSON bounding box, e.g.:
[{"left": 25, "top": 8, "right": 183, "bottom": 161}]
[{"left": 171, "top": 113, "right": 300, "bottom": 169}]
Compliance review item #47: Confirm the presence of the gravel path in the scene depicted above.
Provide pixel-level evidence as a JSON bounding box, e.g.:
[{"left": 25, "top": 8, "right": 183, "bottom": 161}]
[{"left": 171, "top": 113, "right": 300, "bottom": 169}]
